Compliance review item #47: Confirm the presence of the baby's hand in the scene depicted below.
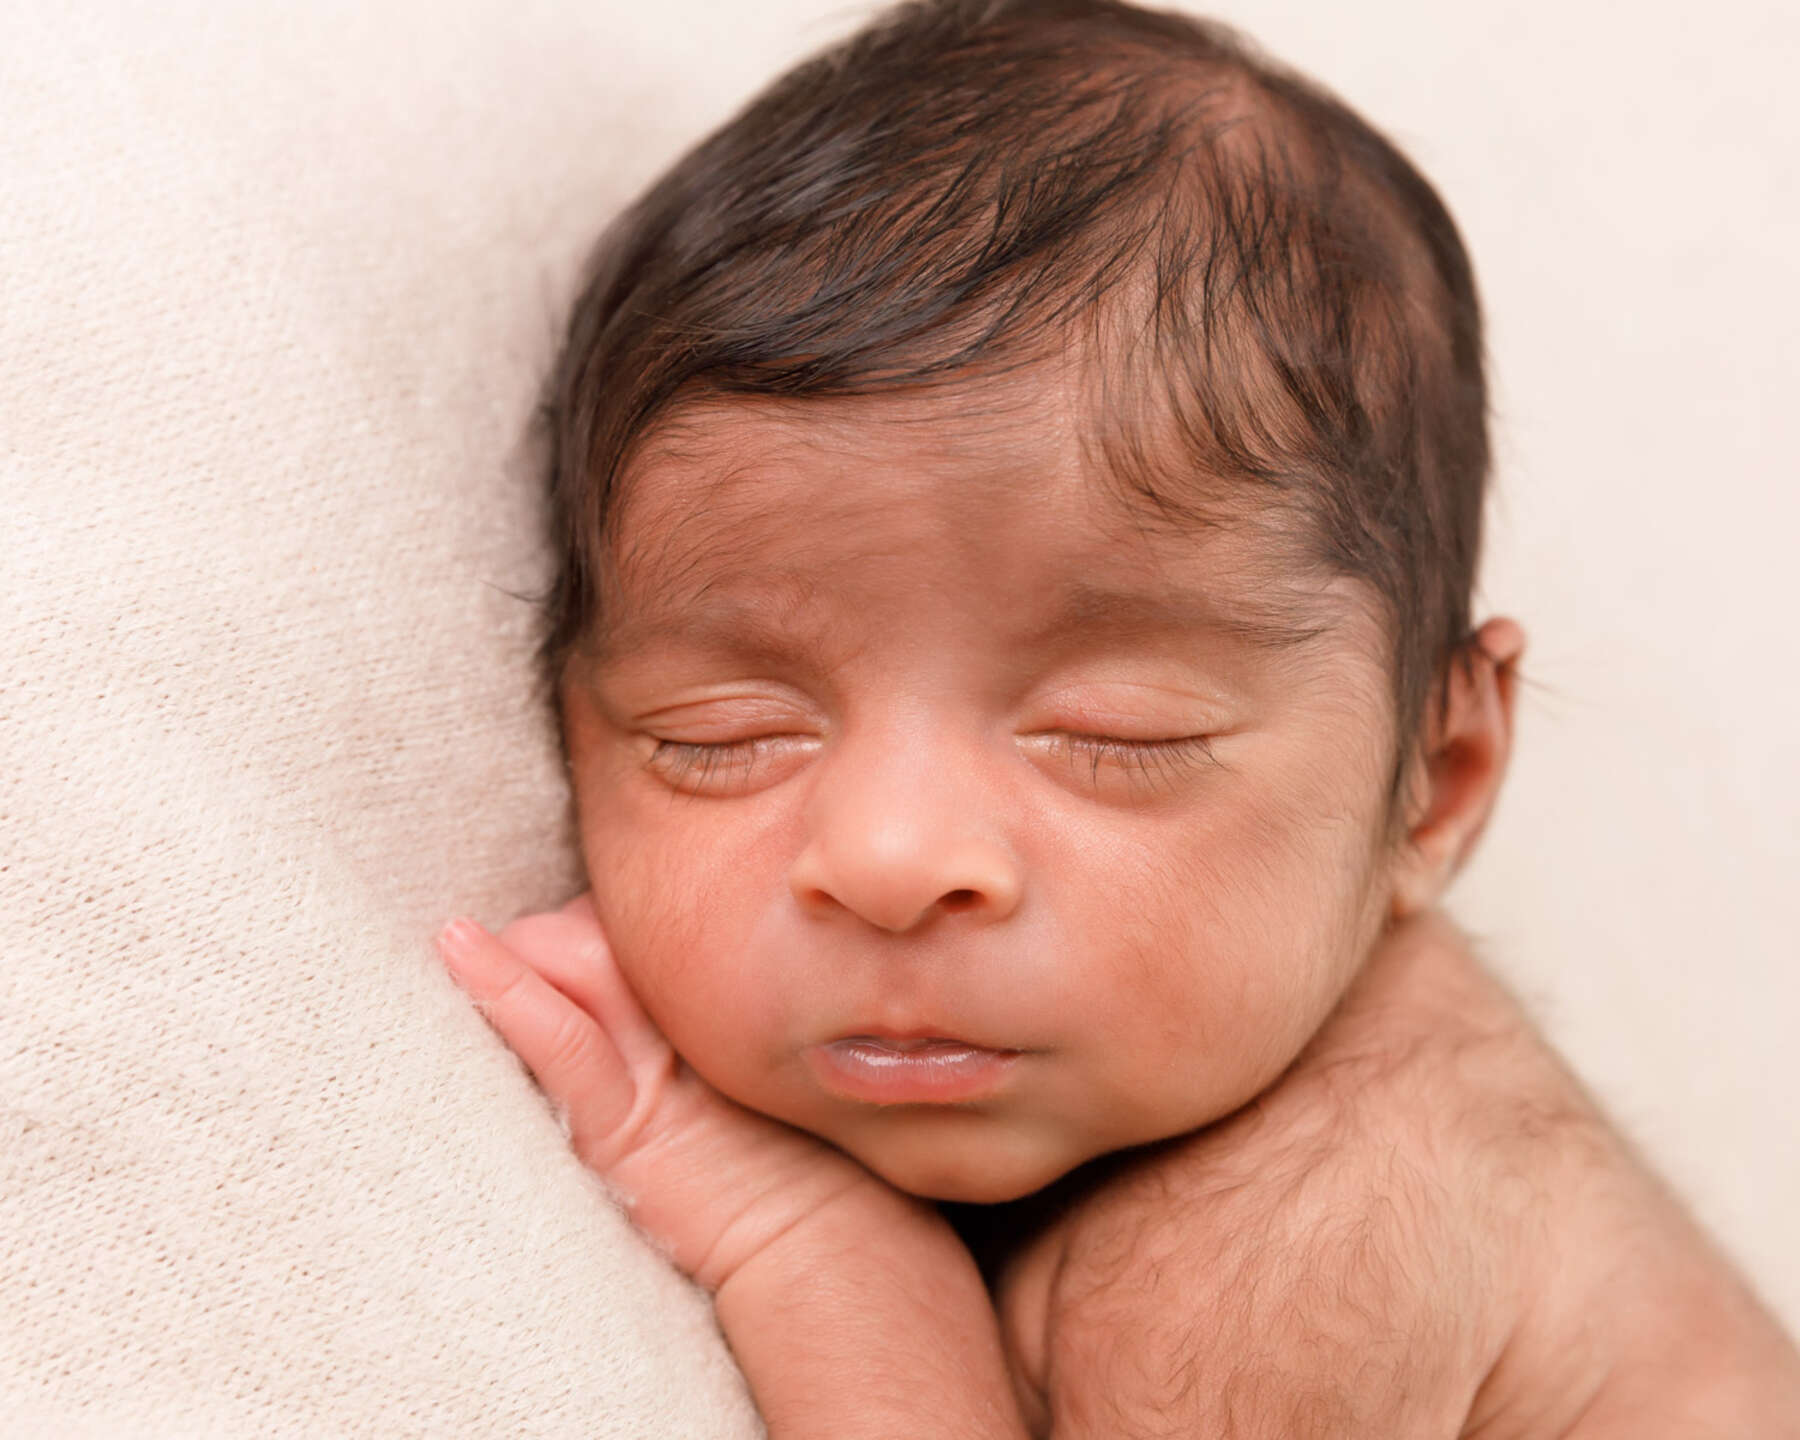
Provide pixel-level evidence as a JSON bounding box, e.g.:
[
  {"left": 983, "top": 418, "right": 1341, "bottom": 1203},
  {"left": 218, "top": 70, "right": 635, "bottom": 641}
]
[
  {"left": 435, "top": 896, "right": 900, "bottom": 1291},
  {"left": 436, "top": 897, "right": 1029, "bottom": 1437}
]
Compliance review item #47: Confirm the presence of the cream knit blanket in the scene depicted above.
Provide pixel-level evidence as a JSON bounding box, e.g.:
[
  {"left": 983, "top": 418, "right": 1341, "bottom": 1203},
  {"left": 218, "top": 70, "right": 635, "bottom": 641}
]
[{"left": 1, "top": 1, "right": 767, "bottom": 1432}]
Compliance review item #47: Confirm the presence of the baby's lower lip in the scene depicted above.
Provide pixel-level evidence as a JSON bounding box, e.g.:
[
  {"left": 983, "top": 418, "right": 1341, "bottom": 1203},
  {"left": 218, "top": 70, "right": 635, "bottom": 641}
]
[{"left": 807, "top": 1037, "right": 1020, "bottom": 1106}]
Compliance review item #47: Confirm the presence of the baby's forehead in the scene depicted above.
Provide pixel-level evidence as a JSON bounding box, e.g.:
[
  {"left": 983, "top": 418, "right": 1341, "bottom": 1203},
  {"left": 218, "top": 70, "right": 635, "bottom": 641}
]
[{"left": 592, "top": 385, "right": 1361, "bottom": 668}]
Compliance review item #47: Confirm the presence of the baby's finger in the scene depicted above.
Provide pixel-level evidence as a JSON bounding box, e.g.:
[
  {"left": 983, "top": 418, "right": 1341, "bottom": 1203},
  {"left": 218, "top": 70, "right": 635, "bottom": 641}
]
[
  {"left": 436, "top": 917, "right": 637, "bottom": 1146},
  {"left": 495, "top": 896, "right": 667, "bottom": 1072}
]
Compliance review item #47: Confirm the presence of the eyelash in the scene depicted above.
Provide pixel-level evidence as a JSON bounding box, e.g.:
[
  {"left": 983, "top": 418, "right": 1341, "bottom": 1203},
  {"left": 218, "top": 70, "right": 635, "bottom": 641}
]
[
  {"left": 1049, "top": 732, "right": 1220, "bottom": 786},
  {"left": 647, "top": 732, "right": 1219, "bottom": 793},
  {"left": 648, "top": 737, "right": 778, "bottom": 789}
]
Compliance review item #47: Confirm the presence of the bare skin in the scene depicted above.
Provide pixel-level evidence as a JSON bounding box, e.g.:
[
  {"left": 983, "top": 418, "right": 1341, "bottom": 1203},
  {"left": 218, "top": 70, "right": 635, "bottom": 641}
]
[
  {"left": 437, "top": 900, "right": 1800, "bottom": 1437},
  {"left": 991, "top": 908, "right": 1800, "bottom": 1438},
  {"left": 437, "top": 382, "right": 1800, "bottom": 1432},
  {"left": 438, "top": 896, "right": 1025, "bottom": 1439}
]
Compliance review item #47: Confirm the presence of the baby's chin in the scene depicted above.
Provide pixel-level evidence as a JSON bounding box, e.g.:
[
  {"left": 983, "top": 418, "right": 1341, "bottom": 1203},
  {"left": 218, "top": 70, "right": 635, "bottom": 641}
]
[{"left": 835, "top": 1115, "right": 1096, "bottom": 1204}]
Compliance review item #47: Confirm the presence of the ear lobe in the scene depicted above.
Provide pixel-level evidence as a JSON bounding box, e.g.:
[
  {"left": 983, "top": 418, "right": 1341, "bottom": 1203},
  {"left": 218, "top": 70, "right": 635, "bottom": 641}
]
[{"left": 1389, "top": 617, "right": 1526, "bottom": 919}]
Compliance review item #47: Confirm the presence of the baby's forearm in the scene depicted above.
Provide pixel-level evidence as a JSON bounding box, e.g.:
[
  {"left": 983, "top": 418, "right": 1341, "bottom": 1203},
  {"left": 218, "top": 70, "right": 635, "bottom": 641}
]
[{"left": 715, "top": 1187, "right": 1029, "bottom": 1440}]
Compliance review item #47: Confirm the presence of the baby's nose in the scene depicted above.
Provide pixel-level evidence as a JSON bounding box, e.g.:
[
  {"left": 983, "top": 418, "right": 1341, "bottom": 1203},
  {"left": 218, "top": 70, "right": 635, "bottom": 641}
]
[
  {"left": 789, "top": 835, "right": 1022, "bottom": 933},
  {"left": 786, "top": 745, "right": 1023, "bottom": 933}
]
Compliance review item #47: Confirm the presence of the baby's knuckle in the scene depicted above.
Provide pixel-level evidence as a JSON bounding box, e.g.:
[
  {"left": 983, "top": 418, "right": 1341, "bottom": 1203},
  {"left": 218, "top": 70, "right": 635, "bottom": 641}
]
[
  {"left": 487, "top": 964, "right": 538, "bottom": 1016},
  {"left": 542, "top": 1010, "right": 602, "bottom": 1081},
  {"left": 571, "top": 1129, "right": 626, "bottom": 1176}
]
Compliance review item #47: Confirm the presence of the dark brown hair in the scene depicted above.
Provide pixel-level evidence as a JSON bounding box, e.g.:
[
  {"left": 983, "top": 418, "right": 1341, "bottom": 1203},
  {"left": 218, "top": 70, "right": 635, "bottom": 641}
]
[{"left": 541, "top": 0, "right": 1489, "bottom": 791}]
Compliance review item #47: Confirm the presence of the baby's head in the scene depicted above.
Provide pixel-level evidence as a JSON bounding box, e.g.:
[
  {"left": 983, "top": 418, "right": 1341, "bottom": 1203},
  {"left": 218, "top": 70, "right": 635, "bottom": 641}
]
[{"left": 543, "top": 0, "right": 1522, "bottom": 1202}]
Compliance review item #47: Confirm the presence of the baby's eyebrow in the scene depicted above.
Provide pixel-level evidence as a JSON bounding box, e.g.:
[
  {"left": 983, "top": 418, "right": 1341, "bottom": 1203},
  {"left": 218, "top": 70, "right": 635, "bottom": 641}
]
[
  {"left": 587, "top": 587, "right": 838, "bottom": 668},
  {"left": 589, "top": 578, "right": 1340, "bottom": 670},
  {"left": 1025, "top": 581, "right": 1341, "bottom": 654}
]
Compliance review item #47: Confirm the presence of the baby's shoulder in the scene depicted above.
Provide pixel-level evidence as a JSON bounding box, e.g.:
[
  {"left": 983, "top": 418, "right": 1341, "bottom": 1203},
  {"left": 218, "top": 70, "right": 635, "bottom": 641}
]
[
  {"left": 991, "top": 916, "right": 1612, "bottom": 1435},
  {"left": 992, "top": 916, "right": 1800, "bottom": 1436},
  {"left": 990, "top": 1104, "right": 1502, "bottom": 1437}
]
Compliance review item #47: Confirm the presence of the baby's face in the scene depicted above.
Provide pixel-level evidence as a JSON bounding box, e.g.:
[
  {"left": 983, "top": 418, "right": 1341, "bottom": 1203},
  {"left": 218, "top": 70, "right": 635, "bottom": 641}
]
[{"left": 562, "top": 378, "right": 1404, "bottom": 1202}]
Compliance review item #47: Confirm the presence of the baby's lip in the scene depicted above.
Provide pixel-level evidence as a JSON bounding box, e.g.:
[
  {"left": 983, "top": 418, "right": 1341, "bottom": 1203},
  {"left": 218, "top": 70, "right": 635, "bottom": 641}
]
[
  {"left": 807, "top": 1033, "right": 1022, "bottom": 1105},
  {"left": 838, "top": 1030, "right": 997, "bottom": 1052}
]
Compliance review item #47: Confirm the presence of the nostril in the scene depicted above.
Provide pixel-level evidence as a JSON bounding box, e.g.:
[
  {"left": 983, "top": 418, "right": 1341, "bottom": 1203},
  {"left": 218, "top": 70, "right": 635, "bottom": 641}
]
[
  {"left": 798, "top": 886, "right": 838, "bottom": 915},
  {"left": 941, "top": 888, "right": 980, "bottom": 911}
]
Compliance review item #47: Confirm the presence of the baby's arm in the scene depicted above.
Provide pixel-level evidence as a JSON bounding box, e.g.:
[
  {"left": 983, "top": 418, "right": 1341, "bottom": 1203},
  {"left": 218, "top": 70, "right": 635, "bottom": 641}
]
[
  {"left": 997, "top": 910, "right": 1800, "bottom": 1438},
  {"left": 436, "top": 898, "right": 1030, "bottom": 1440}
]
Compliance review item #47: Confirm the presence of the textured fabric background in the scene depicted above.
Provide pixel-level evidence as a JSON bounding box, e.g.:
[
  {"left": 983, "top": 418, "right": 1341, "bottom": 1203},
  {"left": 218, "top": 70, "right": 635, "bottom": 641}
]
[
  {"left": 0, "top": 1, "right": 769, "bottom": 1433},
  {"left": 2, "top": 0, "right": 1794, "bottom": 1433}
]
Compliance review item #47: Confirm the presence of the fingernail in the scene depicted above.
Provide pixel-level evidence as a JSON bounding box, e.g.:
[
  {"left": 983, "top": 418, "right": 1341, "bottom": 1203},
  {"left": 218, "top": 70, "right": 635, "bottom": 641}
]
[{"left": 435, "top": 916, "right": 485, "bottom": 966}]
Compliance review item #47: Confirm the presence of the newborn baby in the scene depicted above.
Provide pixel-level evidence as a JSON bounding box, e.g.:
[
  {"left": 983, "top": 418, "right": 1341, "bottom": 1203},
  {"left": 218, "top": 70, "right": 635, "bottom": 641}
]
[{"left": 437, "top": 1, "right": 1800, "bottom": 1432}]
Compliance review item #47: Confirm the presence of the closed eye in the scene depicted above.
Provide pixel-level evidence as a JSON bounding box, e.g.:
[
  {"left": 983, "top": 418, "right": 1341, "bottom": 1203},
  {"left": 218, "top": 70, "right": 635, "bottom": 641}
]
[
  {"left": 1032, "top": 731, "right": 1221, "bottom": 793},
  {"left": 1067, "top": 731, "right": 1215, "bottom": 771},
  {"left": 645, "top": 735, "right": 816, "bottom": 795},
  {"left": 647, "top": 729, "right": 1220, "bottom": 797}
]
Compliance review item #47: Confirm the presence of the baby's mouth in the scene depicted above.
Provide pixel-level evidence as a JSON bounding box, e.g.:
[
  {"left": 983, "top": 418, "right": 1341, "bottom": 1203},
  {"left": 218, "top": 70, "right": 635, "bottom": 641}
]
[
  {"left": 843, "top": 1035, "right": 978, "bottom": 1054},
  {"left": 807, "top": 1035, "right": 1021, "bottom": 1105}
]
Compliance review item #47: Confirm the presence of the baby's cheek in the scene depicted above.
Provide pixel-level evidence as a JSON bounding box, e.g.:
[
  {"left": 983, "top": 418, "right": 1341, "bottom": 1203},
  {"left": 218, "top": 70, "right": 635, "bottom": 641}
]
[
  {"left": 581, "top": 800, "right": 730, "bottom": 1005},
  {"left": 1108, "top": 797, "right": 1376, "bottom": 1114},
  {"left": 580, "top": 795, "right": 797, "bottom": 1081}
]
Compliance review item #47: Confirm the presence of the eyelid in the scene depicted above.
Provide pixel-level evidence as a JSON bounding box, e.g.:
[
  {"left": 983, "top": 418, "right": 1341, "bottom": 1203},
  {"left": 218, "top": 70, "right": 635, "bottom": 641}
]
[
  {"left": 1027, "top": 680, "right": 1232, "bottom": 736},
  {"left": 645, "top": 733, "right": 819, "bottom": 796},
  {"left": 1020, "top": 729, "right": 1221, "bottom": 794},
  {"left": 1051, "top": 730, "right": 1218, "bottom": 762},
  {"left": 1023, "top": 712, "right": 1227, "bottom": 746},
  {"left": 630, "top": 686, "right": 825, "bottom": 737}
]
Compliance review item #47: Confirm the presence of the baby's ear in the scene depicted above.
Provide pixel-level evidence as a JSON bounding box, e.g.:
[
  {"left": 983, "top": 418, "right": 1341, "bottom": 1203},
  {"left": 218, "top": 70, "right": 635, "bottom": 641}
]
[{"left": 1387, "top": 618, "right": 1526, "bottom": 919}]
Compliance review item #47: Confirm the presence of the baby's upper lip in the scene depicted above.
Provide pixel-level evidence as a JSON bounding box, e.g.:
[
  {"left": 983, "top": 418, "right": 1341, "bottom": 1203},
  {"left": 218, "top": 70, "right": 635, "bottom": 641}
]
[{"left": 830, "top": 1027, "right": 1020, "bottom": 1054}]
